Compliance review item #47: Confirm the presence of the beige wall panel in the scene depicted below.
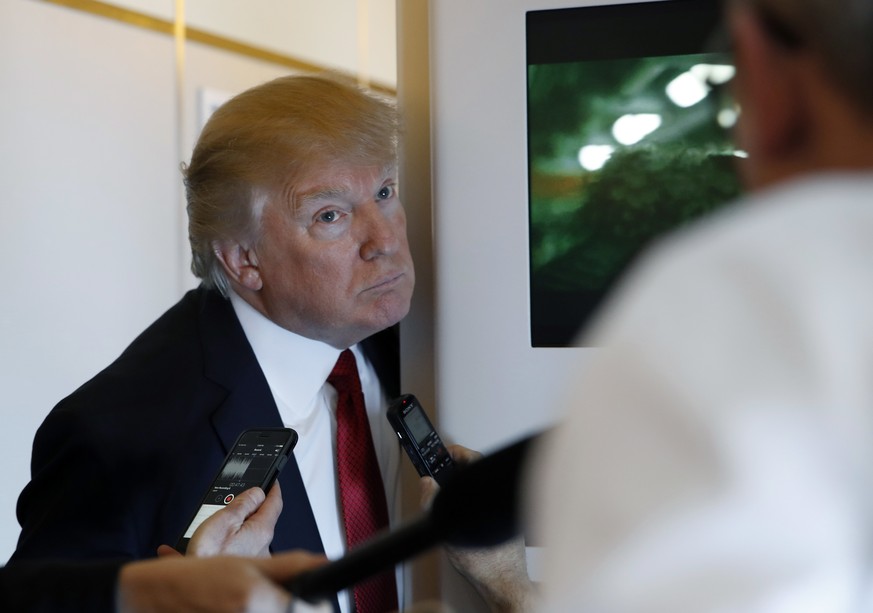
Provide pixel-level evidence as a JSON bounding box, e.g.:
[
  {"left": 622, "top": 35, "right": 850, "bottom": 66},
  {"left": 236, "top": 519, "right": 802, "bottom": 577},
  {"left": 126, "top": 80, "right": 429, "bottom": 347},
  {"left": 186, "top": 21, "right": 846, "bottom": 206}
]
[{"left": 0, "top": 0, "right": 179, "bottom": 558}]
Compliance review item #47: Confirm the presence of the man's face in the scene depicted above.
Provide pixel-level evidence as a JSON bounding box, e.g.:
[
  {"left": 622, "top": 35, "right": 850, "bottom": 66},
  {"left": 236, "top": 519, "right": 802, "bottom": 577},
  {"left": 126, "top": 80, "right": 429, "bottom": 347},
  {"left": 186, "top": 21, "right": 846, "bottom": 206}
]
[{"left": 252, "top": 161, "right": 415, "bottom": 349}]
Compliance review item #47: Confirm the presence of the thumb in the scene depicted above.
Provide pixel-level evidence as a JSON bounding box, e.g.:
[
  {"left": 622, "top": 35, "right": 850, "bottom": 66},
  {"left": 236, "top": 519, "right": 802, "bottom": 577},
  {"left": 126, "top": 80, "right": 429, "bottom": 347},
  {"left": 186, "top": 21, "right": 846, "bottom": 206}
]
[
  {"left": 211, "top": 486, "right": 267, "bottom": 528},
  {"left": 228, "top": 486, "right": 268, "bottom": 517},
  {"left": 419, "top": 476, "right": 439, "bottom": 510},
  {"left": 156, "top": 544, "right": 183, "bottom": 558}
]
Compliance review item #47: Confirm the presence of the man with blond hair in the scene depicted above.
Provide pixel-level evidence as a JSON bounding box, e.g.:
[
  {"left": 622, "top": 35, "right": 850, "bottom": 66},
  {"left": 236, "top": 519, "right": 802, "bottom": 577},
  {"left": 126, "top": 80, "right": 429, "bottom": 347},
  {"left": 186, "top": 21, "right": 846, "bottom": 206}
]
[{"left": 11, "top": 75, "right": 530, "bottom": 613}]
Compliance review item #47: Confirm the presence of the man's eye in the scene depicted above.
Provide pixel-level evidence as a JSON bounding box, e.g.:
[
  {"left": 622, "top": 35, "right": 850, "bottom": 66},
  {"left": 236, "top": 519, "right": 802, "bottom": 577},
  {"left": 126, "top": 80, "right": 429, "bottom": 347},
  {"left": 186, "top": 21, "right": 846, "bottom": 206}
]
[
  {"left": 317, "top": 210, "right": 340, "bottom": 223},
  {"left": 377, "top": 185, "right": 395, "bottom": 200}
]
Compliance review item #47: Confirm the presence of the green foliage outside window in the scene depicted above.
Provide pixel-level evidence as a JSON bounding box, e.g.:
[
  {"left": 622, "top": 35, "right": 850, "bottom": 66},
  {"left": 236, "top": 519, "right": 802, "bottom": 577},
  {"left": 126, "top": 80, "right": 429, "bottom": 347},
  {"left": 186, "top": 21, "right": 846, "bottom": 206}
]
[{"left": 528, "top": 54, "right": 743, "bottom": 345}]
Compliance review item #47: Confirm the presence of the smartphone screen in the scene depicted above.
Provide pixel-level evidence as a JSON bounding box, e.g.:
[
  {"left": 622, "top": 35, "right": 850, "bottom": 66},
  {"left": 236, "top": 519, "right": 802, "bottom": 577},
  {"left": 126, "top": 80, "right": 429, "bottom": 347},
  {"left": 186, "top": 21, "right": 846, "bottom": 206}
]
[{"left": 178, "top": 428, "right": 298, "bottom": 548}]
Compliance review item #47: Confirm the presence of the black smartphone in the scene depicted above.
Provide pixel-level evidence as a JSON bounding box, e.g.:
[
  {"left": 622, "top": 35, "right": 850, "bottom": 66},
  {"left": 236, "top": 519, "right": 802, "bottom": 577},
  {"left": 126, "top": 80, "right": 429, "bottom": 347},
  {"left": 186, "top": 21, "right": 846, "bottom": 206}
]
[
  {"left": 175, "top": 427, "right": 298, "bottom": 553},
  {"left": 387, "top": 394, "right": 455, "bottom": 485}
]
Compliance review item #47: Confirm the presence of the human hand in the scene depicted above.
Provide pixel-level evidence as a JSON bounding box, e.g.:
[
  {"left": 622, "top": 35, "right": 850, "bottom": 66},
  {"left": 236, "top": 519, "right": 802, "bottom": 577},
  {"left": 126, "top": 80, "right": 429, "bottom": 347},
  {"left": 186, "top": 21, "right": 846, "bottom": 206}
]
[
  {"left": 117, "top": 549, "right": 328, "bottom": 613},
  {"left": 420, "top": 445, "right": 534, "bottom": 613},
  {"left": 418, "top": 444, "right": 481, "bottom": 509},
  {"left": 157, "top": 483, "right": 283, "bottom": 559}
]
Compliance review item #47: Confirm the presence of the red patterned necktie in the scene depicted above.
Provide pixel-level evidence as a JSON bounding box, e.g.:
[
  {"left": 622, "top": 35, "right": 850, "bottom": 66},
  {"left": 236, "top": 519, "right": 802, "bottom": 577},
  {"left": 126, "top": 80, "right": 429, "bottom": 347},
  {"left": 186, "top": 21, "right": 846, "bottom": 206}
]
[{"left": 328, "top": 349, "right": 398, "bottom": 613}]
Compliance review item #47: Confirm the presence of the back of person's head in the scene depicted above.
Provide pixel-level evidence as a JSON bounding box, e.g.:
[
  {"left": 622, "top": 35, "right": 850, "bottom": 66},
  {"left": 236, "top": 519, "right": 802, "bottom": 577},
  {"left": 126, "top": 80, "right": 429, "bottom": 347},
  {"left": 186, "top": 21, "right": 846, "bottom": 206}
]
[
  {"left": 736, "top": 0, "right": 873, "bottom": 112},
  {"left": 184, "top": 74, "right": 399, "bottom": 296}
]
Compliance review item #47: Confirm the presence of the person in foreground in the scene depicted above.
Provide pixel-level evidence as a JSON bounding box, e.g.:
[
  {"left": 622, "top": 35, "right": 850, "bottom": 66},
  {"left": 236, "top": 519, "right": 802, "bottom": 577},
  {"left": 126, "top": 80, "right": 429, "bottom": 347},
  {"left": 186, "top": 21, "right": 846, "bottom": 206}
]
[
  {"left": 1, "top": 487, "right": 326, "bottom": 612},
  {"left": 532, "top": 0, "right": 873, "bottom": 610}
]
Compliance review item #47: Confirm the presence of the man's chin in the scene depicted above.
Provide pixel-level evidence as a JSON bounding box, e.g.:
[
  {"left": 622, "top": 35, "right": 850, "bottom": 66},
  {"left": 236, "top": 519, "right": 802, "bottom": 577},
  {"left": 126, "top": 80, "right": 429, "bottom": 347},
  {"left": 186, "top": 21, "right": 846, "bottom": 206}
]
[
  {"left": 362, "top": 296, "right": 411, "bottom": 335},
  {"left": 377, "top": 303, "right": 411, "bottom": 330}
]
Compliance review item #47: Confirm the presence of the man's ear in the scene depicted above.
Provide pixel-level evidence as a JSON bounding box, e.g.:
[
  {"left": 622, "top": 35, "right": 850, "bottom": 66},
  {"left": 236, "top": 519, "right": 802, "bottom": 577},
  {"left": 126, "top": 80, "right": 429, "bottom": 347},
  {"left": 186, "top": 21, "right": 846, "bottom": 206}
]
[
  {"left": 729, "top": 3, "right": 809, "bottom": 161},
  {"left": 213, "top": 242, "right": 263, "bottom": 291}
]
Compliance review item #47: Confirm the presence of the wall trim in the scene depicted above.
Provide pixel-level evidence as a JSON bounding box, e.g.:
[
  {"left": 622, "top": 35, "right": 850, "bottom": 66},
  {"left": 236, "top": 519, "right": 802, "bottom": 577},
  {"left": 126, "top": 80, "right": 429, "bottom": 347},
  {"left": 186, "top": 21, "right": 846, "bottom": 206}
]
[{"left": 37, "top": 0, "right": 396, "bottom": 96}]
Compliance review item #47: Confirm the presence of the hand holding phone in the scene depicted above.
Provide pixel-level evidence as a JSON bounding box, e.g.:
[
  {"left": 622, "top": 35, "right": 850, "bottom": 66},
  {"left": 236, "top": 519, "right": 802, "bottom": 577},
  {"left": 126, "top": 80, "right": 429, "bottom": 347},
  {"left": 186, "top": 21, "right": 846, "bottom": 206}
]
[
  {"left": 176, "top": 428, "right": 298, "bottom": 553},
  {"left": 185, "top": 483, "right": 284, "bottom": 557},
  {"left": 387, "top": 394, "right": 455, "bottom": 485}
]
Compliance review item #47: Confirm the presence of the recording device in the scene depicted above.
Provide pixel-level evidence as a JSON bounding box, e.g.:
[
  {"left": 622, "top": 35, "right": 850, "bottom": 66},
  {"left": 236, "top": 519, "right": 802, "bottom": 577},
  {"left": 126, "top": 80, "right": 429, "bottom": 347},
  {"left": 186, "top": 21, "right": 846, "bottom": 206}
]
[
  {"left": 387, "top": 394, "right": 455, "bottom": 485},
  {"left": 175, "top": 427, "right": 298, "bottom": 553},
  {"left": 288, "top": 432, "right": 539, "bottom": 603}
]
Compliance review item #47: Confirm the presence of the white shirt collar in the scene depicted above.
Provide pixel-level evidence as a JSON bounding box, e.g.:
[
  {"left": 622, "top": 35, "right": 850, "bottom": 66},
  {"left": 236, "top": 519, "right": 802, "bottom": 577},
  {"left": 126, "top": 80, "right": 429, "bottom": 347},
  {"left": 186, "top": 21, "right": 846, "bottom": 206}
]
[{"left": 228, "top": 290, "right": 341, "bottom": 422}]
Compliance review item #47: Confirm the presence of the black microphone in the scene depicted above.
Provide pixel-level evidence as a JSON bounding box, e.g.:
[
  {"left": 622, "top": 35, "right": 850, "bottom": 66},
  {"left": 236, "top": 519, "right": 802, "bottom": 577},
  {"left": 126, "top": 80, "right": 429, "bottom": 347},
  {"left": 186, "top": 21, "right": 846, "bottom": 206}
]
[{"left": 287, "top": 433, "right": 540, "bottom": 603}]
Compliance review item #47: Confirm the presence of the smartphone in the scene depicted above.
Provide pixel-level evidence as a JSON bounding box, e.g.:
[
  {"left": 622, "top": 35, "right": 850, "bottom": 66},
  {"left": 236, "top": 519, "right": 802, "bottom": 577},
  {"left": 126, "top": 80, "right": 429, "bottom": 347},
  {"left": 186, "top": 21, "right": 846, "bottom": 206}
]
[
  {"left": 387, "top": 394, "right": 455, "bottom": 485},
  {"left": 175, "top": 427, "right": 298, "bottom": 553}
]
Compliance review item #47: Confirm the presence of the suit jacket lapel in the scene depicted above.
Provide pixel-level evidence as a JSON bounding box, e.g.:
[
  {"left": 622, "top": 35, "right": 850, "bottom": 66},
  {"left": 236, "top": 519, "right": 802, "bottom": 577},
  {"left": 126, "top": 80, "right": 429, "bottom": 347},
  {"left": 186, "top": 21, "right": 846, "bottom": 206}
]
[
  {"left": 196, "top": 288, "right": 328, "bottom": 555},
  {"left": 192, "top": 289, "right": 390, "bottom": 612}
]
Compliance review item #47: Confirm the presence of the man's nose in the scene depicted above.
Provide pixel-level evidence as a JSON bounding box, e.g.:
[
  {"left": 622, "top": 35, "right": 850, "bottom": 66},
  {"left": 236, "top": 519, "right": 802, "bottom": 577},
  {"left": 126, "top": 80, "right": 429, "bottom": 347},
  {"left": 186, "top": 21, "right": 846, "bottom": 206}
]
[{"left": 358, "top": 202, "right": 402, "bottom": 260}]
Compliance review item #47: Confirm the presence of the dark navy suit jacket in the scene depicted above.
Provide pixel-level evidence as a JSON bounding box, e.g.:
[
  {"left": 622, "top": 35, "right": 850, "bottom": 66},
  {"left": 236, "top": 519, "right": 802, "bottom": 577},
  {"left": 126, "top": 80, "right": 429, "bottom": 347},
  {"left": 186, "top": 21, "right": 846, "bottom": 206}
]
[
  {"left": 0, "top": 559, "right": 120, "bottom": 612},
  {"left": 10, "top": 287, "right": 399, "bottom": 582}
]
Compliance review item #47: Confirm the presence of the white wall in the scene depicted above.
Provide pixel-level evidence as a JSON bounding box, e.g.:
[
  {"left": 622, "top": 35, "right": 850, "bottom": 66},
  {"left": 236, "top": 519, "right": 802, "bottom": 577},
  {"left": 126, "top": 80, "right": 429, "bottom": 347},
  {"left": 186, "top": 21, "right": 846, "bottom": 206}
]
[
  {"left": 428, "top": 0, "right": 596, "bottom": 458},
  {"left": 185, "top": 0, "right": 397, "bottom": 89},
  {"left": 108, "top": 0, "right": 398, "bottom": 88},
  {"left": 0, "top": 0, "right": 181, "bottom": 560},
  {"left": 424, "top": 0, "right": 605, "bottom": 609}
]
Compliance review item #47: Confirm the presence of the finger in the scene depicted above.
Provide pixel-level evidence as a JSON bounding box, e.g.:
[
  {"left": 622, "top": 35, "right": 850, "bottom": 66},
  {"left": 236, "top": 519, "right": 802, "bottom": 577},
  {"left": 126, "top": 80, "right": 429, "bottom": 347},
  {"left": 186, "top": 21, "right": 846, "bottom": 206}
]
[
  {"left": 419, "top": 476, "right": 438, "bottom": 509},
  {"left": 194, "top": 487, "right": 266, "bottom": 542},
  {"left": 212, "top": 487, "right": 268, "bottom": 533},
  {"left": 447, "top": 444, "right": 482, "bottom": 465},
  {"left": 156, "top": 544, "right": 183, "bottom": 558},
  {"left": 240, "top": 482, "right": 283, "bottom": 539},
  {"left": 226, "top": 486, "right": 268, "bottom": 521},
  {"left": 260, "top": 481, "right": 283, "bottom": 522}
]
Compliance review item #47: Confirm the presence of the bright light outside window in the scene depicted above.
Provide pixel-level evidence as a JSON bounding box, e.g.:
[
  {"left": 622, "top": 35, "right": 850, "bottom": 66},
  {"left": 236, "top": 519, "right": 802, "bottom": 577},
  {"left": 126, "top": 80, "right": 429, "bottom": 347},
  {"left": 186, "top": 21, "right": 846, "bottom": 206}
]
[
  {"left": 577, "top": 144, "right": 615, "bottom": 171},
  {"left": 612, "top": 113, "right": 662, "bottom": 146}
]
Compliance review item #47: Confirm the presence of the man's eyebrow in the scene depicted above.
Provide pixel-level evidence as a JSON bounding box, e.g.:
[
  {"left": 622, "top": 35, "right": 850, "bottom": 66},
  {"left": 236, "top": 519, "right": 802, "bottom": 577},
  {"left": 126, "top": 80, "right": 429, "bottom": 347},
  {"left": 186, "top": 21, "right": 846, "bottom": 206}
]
[
  {"left": 295, "top": 166, "right": 397, "bottom": 206},
  {"left": 297, "top": 185, "right": 350, "bottom": 204}
]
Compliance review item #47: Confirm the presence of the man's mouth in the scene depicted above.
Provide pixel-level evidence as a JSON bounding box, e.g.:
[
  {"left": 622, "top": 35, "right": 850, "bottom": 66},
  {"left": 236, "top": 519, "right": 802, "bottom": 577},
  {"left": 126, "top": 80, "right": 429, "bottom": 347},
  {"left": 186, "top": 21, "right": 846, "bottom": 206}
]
[{"left": 365, "top": 272, "right": 405, "bottom": 292}]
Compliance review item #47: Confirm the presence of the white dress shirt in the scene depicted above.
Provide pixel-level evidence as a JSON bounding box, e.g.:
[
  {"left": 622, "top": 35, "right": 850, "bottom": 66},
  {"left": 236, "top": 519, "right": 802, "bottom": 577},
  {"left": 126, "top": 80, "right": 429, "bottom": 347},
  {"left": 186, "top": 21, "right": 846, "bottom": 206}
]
[
  {"left": 532, "top": 174, "right": 873, "bottom": 612},
  {"left": 230, "top": 292, "right": 403, "bottom": 613}
]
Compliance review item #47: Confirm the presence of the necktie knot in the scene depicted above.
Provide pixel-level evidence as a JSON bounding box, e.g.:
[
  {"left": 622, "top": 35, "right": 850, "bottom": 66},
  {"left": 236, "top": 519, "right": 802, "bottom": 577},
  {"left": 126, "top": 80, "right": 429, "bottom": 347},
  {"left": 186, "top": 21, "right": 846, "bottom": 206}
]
[{"left": 328, "top": 349, "right": 358, "bottom": 390}]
